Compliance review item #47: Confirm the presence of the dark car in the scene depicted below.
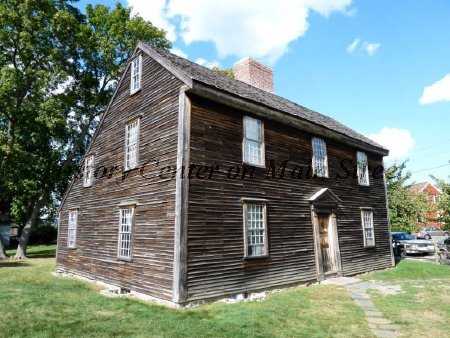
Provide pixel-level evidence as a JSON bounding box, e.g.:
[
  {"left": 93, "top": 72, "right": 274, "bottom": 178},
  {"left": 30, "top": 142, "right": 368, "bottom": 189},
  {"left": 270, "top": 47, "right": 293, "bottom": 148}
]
[
  {"left": 437, "top": 237, "right": 450, "bottom": 252},
  {"left": 391, "top": 232, "right": 435, "bottom": 256}
]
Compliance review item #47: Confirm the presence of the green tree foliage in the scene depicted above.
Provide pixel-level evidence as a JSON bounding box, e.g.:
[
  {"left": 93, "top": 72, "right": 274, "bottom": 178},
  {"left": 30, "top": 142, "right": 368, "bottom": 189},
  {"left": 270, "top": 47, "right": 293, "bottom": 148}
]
[
  {"left": 211, "top": 66, "right": 234, "bottom": 78},
  {"left": 386, "top": 162, "right": 430, "bottom": 233},
  {"left": 432, "top": 178, "right": 450, "bottom": 230},
  {"left": 0, "top": 0, "right": 170, "bottom": 258}
]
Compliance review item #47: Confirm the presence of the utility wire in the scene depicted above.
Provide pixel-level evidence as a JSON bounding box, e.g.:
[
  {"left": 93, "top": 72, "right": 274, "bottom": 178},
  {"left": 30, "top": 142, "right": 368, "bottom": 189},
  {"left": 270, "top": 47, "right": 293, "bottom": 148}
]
[{"left": 410, "top": 161, "right": 450, "bottom": 174}]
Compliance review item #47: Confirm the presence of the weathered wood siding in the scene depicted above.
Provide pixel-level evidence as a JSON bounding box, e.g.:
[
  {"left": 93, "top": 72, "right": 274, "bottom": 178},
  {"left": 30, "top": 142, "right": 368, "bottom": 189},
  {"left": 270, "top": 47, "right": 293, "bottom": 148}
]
[
  {"left": 186, "top": 96, "right": 392, "bottom": 301},
  {"left": 56, "top": 51, "right": 183, "bottom": 300}
]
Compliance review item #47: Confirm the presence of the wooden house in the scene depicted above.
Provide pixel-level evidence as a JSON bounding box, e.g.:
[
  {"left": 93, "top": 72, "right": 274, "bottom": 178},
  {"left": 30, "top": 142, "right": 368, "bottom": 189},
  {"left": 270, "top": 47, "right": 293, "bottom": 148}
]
[{"left": 56, "top": 41, "right": 394, "bottom": 306}]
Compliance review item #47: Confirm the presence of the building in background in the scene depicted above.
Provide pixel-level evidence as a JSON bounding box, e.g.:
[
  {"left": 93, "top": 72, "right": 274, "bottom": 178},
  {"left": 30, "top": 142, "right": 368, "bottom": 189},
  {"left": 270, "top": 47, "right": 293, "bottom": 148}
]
[{"left": 409, "top": 182, "right": 443, "bottom": 228}]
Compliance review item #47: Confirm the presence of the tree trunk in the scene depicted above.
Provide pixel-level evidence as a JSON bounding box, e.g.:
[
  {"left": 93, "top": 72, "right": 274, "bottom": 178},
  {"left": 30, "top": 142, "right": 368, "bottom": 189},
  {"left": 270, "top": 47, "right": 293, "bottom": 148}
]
[
  {"left": 14, "top": 190, "right": 49, "bottom": 259},
  {"left": 0, "top": 240, "right": 7, "bottom": 259},
  {"left": 7, "top": 118, "right": 15, "bottom": 153}
]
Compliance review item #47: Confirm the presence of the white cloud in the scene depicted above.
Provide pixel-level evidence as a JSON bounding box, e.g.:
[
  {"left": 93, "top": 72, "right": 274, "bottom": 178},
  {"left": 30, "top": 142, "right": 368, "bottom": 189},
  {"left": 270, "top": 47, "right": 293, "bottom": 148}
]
[
  {"left": 347, "top": 39, "right": 380, "bottom": 56},
  {"left": 195, "top": 58, "right": 221, "bottom": 69},
  {"left": 369, "top": 127, "right": 415, "bottom": 159},
  {"left": 419, "top": 74, "right": 450, "bottom": 105},
  {"left": 128, "top": 0, "right": 176, "bottom": 41},
  {"left": 170, "top": 47, "right": 188, "bottom": 58},
  {"left": 128, "top": 0, "right": 353, "bottom": 63},
  {"left": 363, "top": 42, "right": 380, "bottom": 56},
  {"left": 346, "top": 38, "right": 360, "bottom": 54}
]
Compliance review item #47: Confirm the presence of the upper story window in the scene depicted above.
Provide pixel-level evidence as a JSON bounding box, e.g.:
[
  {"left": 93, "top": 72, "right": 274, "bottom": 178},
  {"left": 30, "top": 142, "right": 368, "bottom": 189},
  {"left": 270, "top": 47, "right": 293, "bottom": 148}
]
[
  {"left": 125, "top": 119, "right": 140, "bottom": 170},
  {"left": 118, "top": 207, "right": 134, "bottom": 260},
  {"left": 83, "top": 155, "right": 94, "bottom": 187},
  {"left": 243, "top": 202, "right": 268, "bottom": 257},
  {"left": 312, "top": 137, "right": 328, "bottom": 178},
  {"left": 361, "top": 209, "right": 375, "bottom": 247},
  {"left": 357, "top": 151, "right": 369, "bottom": 186},
  {"left": 243, "top": 116, "right": 264, "bottom": 166},
  {"left": 130, "top": 55, "right": 142, "bottom": 94},
  {"left": 68, "top": 209, "right": 78, "bottom": 248},
  {"left": 433, "top": 195, "right": 441, "bottom": 203}
]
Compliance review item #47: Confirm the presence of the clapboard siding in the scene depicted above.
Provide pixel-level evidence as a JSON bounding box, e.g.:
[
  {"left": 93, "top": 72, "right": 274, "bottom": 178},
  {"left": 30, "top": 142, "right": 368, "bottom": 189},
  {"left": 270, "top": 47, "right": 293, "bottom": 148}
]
[
  {"left": 186, "top": 96, "right": 392, "bottom": 301},
  {"left": 56, "top": 51, "right": 183, "bottom": 300}
]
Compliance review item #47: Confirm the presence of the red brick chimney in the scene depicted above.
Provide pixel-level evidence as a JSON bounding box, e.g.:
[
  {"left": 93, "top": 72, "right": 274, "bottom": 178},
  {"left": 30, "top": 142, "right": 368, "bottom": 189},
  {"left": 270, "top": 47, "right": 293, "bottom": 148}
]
[{"left": 233, "top": 57, "right": 274, "bottom": 93}]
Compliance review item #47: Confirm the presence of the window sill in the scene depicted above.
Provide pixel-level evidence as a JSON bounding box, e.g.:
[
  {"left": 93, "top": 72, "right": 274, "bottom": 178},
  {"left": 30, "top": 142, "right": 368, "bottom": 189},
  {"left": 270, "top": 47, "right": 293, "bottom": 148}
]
[
  {"left": 130, "top": 88, "right": 141, "bottom": 96},
  {"left": 67, "top": 246, "right": 77, "bottom": 250},
  {"left": 358, "top": 183, "right": 370, "bottom": 187},
  {"left": 364, "top": 245, "right": 376, "bottom": 249},
  {"left": 244, "top": 254, "right": 269, "bottom": 260},
  {"left": 242, "top": 161, "right": 265, "bottom": 169},
  {"left": 117, "top": 257, "right": 133, "bottom": 263},
  {"left": 83, "top": 183, "right": 92, "bottom": 188}
]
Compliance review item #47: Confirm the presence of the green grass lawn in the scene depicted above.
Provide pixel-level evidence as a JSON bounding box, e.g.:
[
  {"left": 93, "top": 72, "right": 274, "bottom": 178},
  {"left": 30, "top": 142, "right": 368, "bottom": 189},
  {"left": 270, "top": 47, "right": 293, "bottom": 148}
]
[
  {"left": 1, "top": 247, "right": 449, "bottom": 338},
  {"left": 361, "top": 260, "right": 450, "bottom": 338}
]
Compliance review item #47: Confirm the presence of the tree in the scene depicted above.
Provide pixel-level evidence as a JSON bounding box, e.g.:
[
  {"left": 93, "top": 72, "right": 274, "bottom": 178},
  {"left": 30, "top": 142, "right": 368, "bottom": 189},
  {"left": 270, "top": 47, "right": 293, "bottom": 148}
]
[
  {"left": 432, "top": 178, "right": 450, "bottom": 230},
  {"left": 0, "top": 1, "right": 171, "bottom": 258},
  {"left": 211, "top": 66, "right": 234, "bottom": 78},
  {"left": 386, "top": 161, "right": 430, "bottom": 233}
]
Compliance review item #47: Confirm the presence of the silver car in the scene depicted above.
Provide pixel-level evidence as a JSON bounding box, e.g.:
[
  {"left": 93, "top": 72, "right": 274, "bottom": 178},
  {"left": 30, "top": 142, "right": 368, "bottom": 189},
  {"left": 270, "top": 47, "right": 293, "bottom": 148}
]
[
  {"left": 417, "top": 227, "right": 449, "bottom": 240},
  {"left": 392, "top": 232, "right": 435, "bottom": 256}
]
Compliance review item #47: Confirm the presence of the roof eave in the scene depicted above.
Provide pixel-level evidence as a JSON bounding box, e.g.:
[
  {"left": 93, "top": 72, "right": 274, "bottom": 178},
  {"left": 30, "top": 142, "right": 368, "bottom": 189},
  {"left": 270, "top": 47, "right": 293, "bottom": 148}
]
[{"left": 189, "top": 81, "right": 389, "bottom": 157}]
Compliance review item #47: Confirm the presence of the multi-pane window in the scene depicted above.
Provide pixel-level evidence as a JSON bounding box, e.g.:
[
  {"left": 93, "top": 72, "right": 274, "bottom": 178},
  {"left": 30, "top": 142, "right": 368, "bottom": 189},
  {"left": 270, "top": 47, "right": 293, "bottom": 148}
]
[
  {"left": 244, "top": 202, "right": 268, "bottom": 257},
  {"left": 83, "top": 155, "right": 94, "bottom": 187},
  {"left": 130, "top": 55, "right": 142, "bottom": 94},
  {"left": 312, "top": 137, "right": 328, "bottom": 177},
  {"left": 357, "top": 151, "right": 369, "bottom": 186},
  {"left": 68, "top": 210, "right": 78, "bottom": 248},
  {"left": 361, "top": 209, "right": 375, "bottom": 247},
  {"left": 243, "top": 116, "right": 264, "bottom": 166},
  {"left": 433, "top": 195, "right": 440, "bottom": 203},
  {"left": 118, "top": 208, "right": 134, "bottom": 259},
  {"left": 125, "top": 119, "right": 139, "bottom": 170}
]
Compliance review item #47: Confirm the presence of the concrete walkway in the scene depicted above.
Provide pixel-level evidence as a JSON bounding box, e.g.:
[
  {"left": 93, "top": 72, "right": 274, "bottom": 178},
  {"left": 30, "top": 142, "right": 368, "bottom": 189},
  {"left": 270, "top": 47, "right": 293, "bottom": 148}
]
[{"left": 322, "top": 277, "right": 399, "bottom": 338}]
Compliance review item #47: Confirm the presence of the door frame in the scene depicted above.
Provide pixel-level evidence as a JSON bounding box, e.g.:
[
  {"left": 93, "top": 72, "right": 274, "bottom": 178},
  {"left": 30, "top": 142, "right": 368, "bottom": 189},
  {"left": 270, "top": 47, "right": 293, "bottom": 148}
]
[{"left": 311, "top": 207, "right": 343, "bottom": 281}]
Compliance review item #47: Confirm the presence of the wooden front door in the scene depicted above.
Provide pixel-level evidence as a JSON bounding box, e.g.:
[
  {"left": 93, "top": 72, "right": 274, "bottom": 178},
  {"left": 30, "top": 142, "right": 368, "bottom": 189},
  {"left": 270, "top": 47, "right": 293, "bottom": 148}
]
[{"left": 318, "top": 214, "right": 333, "bottom": 273}]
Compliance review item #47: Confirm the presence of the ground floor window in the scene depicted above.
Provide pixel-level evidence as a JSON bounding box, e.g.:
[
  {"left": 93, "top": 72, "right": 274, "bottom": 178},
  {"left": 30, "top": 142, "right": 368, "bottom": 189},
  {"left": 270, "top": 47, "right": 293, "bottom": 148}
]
[
  {"left": 68, "top": 210, "right": 78, "bottom": 248},
  {"left": 243, "top": 201, "right": 268, "bottom": 257},
  {"left": 118, "top": 207, "right": 134, "bottom": 259},
  {"left": 361, "top": 209, "right": 375, "bottom": 247}
]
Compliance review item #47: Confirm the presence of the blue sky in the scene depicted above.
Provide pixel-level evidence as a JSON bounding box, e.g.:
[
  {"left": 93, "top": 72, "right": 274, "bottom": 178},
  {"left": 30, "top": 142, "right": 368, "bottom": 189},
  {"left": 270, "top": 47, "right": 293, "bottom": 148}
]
[{"left": 77, "top": 0, "right": 450, "bottom": 183}]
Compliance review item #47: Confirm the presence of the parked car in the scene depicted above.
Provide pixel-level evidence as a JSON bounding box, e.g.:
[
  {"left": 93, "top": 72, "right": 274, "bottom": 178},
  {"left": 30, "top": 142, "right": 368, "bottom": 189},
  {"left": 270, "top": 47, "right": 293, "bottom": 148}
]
[
  {"left": 391, "top": 232, "right": 435, "bottom": 256},
  {"left": 437, "top": 237, "right": 450, "bottom": 252},
  {"left": 417, "top": 227, "right": 449, "bottom": 239}
]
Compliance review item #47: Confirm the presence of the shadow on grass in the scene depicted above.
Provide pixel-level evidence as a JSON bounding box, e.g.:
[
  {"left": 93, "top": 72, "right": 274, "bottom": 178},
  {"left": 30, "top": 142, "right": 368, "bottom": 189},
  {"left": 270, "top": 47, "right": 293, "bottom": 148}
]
[
  {"left": 0, "top": 261, "right": 31, "bottom": 267},
  {"left": 27, "top": 249, "right": 56, "bottom": 258}
]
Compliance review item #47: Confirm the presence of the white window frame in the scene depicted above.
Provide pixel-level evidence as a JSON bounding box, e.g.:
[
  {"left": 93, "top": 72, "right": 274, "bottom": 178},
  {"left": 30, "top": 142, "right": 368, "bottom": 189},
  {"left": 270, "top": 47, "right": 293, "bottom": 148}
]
[
  {"left": 130, "top": 55, "right": 142, "bottom": 94},
  {"left": 361, "top": 209, "right": 375, "bottom": 247},
  {"left": 83, "top": 155, "right": 94, "bottom": 187},
  {"left": 243, "top": 116, "right": 265, "bottom": 167},
  {"left": 356, "top": 151, "right": 369, "bottom": 186},
  {"left": 118, "top": 207, "right": 135, "bottom": 260},
  {"left": 68, "top": 209, "right": 78, "bottom": 248},
  {"left": 312, "top": 137, "right": 328, "bottom": 178},
  {"left": 124, "top": 119, "right": 140, "bottom": 171},
  {"left": 243, "top": 201, "right": 268, "bottom": 258}
]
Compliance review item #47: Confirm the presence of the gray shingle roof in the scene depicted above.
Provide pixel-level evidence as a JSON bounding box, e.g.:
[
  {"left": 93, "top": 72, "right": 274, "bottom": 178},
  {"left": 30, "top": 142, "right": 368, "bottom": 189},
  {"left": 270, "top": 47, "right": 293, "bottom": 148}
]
[{"left": 150, "top": 45, "right": 388, "bottom": 154}]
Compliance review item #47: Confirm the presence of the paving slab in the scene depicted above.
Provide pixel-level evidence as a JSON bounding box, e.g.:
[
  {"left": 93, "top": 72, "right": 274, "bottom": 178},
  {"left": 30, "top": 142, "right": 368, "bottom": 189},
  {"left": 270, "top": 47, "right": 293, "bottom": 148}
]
[
  {"left": 370, "top": 329, "right": 398, "bottom": 338},
  {"left": 367, "top": 317, "right": 390, "bottom": 325}
]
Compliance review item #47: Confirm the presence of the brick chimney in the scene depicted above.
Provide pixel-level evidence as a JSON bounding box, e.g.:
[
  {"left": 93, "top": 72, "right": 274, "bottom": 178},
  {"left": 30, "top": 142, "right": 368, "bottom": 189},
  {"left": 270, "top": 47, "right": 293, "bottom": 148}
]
[{"left": 233, "top": 57, "right": 274, "bottom": 93}]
